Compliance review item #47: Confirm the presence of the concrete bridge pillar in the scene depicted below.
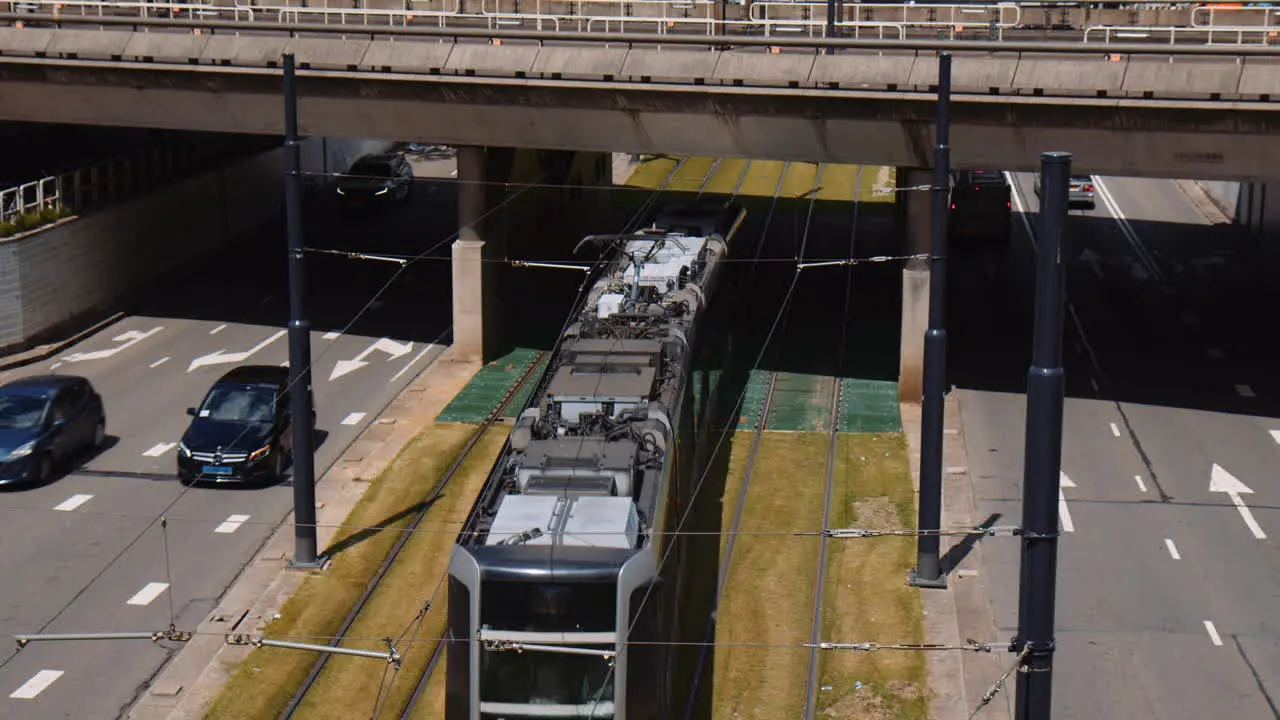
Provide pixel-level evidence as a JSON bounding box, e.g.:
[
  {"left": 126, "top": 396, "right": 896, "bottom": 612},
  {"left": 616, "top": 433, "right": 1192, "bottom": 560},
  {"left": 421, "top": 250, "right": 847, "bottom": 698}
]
[
  {"left": 897, "top": 168, "right": 932, "bottom": 403},
  {"left": 451, "top": 147, "right": 613, "bottom": 363}
]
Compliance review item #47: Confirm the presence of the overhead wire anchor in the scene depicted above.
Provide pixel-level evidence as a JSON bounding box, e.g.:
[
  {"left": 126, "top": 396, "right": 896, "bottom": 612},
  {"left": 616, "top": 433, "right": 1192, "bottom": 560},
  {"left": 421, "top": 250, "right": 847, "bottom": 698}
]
[
  {"left": 225, "top": 634, "right": 402, "bottom": 665},
  {"left": 510, "top": 260, "right": 591, "bottom": 272},
  {"left": 15, "top": 626, "right": 192, "bottom": 649}
]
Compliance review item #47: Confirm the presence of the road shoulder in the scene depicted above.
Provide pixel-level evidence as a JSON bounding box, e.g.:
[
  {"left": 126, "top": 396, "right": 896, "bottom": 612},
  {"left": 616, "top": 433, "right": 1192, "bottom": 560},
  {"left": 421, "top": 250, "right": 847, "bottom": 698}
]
[
  {"left": 902, "top": 396, "right": 1013, "bottom": 720},
  {"left": 127, "top": 347, "right": 479, "bottom": 720}
]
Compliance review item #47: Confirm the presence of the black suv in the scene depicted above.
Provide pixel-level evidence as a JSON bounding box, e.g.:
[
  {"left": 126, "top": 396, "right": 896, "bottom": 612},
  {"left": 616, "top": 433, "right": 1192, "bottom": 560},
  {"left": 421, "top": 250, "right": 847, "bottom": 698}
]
[
  {"left": 177, "top": 366, "right": 313, "bottom": 485},
  {"left": 950, "top": 169, "right": 1013, "bottom": 251},
  {"left": 335, "top": 152, "right": 413, "bottom": 202}
]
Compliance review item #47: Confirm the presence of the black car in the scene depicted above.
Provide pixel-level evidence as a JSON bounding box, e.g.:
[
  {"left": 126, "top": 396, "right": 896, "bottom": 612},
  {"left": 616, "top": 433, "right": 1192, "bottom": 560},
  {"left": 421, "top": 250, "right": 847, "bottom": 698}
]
[
  {"left": 0, "top": 375, "right": 106, "bottom": 486},
  {"left": 335, "top": 152, "right": 413, "bottom": 202},
  {"left": 950, "top": 169, "right": 1013, "bottom": 251},
  {"left": 177, "top": 366, "right": 312, "bottom": 485}
]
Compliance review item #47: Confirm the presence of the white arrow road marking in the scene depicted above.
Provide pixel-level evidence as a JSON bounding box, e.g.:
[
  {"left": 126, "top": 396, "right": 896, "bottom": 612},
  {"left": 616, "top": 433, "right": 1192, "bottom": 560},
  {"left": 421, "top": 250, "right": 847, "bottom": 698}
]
[
  {"left": 126, "top": 582, "right": 169, "bottom": 606},
  {"left": 1059, "top": 471, "right": 1076, "bottom": 488},
  {"left": 215, "top": 514, "right": 251, "bottom": 534},
  {"left": 1270, "top": 430, "right": 1280, "bottom": 445},
  {"left": 329, "top": 338, "right": 414, "bottom": 381},
  {"left": 62, "top": 327, "right": 163, "bottom": 363},
  {"left": 54, "top": 494, "right": 93, "bottom": 512},
  {"left": 1203, "top": 620, "right": 1223, "bottom": 647},
  {"left": 209, "top": 324, "right": 227, "bottom": 335},
  {"left": 1210, "top": 463, "right": 1266, "bottom": 540},
  {"left": 1058, "top": 471, "right": 1076, "bottom": 532},
  {"left": 188, "top": 330, "right": 287, "bottom": 372},
  {"left": 10, "top": 670, "right": 63, "bottom": 699},
  {"left": 390, "top": 344, "right": 438, "bottom": 383},
  {"left": 143, "top": 442, "right": 177, "bottom": 457},
  {"left": 150, "top": 357, "right": 170, "bottom": 368}
]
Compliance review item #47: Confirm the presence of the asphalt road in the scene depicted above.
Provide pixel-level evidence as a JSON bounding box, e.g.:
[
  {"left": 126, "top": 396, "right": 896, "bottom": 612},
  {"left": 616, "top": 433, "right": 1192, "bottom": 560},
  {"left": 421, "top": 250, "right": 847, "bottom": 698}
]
[
  {"left": 950, "top": 173, "right": 1280, "bottom": 718},
  {"left": 0, "top": 171, "right": 459, "bottom": 718}
]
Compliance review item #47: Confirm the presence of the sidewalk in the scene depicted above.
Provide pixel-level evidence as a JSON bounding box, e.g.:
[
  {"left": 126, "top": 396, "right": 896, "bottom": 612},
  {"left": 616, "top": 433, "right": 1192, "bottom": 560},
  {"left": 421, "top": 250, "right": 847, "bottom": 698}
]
[
  {"left": 128, "top": 346, "right": 480, "bottom": 720},
  {"left": 901, "top": 394, "right": 1015, "bottom": 720}
]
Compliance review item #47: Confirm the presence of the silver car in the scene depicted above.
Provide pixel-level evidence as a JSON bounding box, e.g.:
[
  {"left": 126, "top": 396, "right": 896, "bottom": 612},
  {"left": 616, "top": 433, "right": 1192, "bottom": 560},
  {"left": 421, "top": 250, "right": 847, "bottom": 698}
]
[
  {"left": 1068, "top": 175, "right": 1096, "bottom": 209},
  {"left": 1034, "top": 173, "right": 1096, "bottom": 210}
]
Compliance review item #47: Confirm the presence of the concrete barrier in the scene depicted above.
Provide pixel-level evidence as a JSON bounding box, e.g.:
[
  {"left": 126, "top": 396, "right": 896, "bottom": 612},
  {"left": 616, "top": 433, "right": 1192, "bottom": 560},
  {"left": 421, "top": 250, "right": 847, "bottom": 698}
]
[{"left": 0, "top": 137, "right": 389, "bottom": 354}]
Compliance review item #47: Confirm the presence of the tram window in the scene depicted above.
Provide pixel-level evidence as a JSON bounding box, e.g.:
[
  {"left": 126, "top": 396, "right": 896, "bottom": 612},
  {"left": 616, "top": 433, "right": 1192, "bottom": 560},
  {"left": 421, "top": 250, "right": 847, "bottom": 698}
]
[
  {"left": 480, "top": 581, "right": 617, "bottom": 632},
  {"left": 479, "top": 650, "right": 615, "bottom": 707}
]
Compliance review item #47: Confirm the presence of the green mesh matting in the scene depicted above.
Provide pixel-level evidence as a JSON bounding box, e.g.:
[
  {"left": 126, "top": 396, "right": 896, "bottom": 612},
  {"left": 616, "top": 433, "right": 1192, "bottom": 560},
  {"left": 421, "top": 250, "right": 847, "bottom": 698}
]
[
  {"left": 765, "top": 372, "right": 838, "bottom": 432},
  {"left": 436, "top": 348, "right": 544, "bottom": 424},
  {"left": 500, "top": 355, "right": 550, "bottom": 419},
  {"left": 838, "top": 378, "right": 902, "bottom": 433}
]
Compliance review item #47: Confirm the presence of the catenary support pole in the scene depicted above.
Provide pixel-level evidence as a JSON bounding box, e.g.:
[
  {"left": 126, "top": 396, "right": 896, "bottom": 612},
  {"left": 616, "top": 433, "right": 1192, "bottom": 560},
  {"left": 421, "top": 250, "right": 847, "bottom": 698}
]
[
  {"left": 909, "top": 51, "right": 952, "bottom": 589},
  {"left": 282, "top": 53, "right": 322, "bottom": 570},
  {"left": 1013, "top": 151, "right": 1071, "bottom": 719}
]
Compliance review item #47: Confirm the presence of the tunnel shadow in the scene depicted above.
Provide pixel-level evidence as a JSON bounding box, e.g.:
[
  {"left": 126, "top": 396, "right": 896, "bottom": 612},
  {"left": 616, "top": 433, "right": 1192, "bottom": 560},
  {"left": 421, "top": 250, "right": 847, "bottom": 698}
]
[
  {"left": 124, "top": 177, "right": 459, "bottom": 347},
  {"left": 948, "top": 208, "right": 1280, "bottom": 420}
]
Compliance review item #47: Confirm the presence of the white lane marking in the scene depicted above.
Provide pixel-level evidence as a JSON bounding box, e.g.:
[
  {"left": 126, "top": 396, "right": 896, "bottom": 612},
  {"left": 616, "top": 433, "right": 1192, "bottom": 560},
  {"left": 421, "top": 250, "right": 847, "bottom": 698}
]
[
  {"left": 341, "top": 412, "right": 367, "bottom": 426},
  {"left": 1270, "top": 429, "right": 1280, "bottom": 445},
  {"left": 54, "top": 494, "right": 93, "bottom": 512},
  {"left": 1204, "top": 620, "right": 1223, "bottom": 646},
  {"left": 1210, "top": 464, "right": 1267, "bottom": 540},
  {"left": 1109, "top": 422, "right": 1121, "bottom": 437},
  {"left": 150, "top": 356, "right": 170, "bottom": 368},
  {"left": 126, "top": 582, "right": 170, "bottom": 606},
  {"left": 391, "top": 344, "right": 436, "bottom": 383},
  {"left": 280, "top": 361, "right": 290, "bottom": 368},
  {"left": 50, "top": 362, "right": 64, "bottom": 370},
  {"left": 1208, "top": 348, "right": 1225, "bottom": 360},
  {"left": 215, "top": 514, "right": 251, "bottom": 534},
  {"left": 63, "top": 327, "right": 164, "bottom": 363},
  {"left": 9, "top": 670, "right": 64, "bottom": 699},
  {"left": 1093, "top": 177, "right": 1163, "bottom": 283},
  {"left": 322, "top": 331, "right": 341, "bottom": 340},
  {"left": 1134, "top": 475, "right": 1148, "bottom": 493},
  {"left": 209, "top": 324, "right": 227, "bottom": 335},
  {"left": 1236, "top": 384, "right": 1255, "bottom": 398},
  {"left": 1058, "top": 490, "right": 1075, "bottom": 532},
  {"left": 143, "top": 442, "right": 177, "bottom": 457},
  {"left": 1164, "top": 538, "right": 1181, "bottom": 560},
  {"left": 187, "top": 329, "right": 287, "bottom": 373}
]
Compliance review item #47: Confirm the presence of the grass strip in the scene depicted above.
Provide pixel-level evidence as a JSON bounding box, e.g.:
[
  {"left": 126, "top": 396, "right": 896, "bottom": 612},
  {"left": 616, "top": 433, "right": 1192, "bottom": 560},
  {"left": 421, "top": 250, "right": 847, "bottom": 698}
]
[
  {"left": 819, "top": 432, "right": 927, "bottom": 719},
  {"left": 712, "top": 431, "right": 831, "bottom": 719},
  {"left": 289, "top": 426, "right": 511, "bottom": 719},
  {"left": 203, "top": 422, "right": 480, "bottom": 720}
]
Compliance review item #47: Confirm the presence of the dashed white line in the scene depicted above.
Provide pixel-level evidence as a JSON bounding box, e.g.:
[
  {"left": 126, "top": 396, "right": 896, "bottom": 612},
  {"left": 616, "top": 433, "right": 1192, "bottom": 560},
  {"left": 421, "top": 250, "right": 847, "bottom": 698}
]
[
  {"left": 1236, "top": 384, "right": 1256, "bottom": 398},
  {"left": 1203, "top": 620, "right": 1223, "bottom": 646},
  {"left": 126, "top": 582, "right": 170, "bottom": 606},
  {"left": 1208, "top": 348, "right": 1225, "bottom": 360},
  {"left": 209, "top": 324, "right": 227, "bottom": 335},
  {"left": 1089, "top": 377, "right": 1099, "bottom": 392},
  {"left": 1270, "top": 430, "right": 1280, "bottom": 445},
  {"left": 143, "top": 442, "right": 177, "bottom": 457},
  {"left": 215, "top": 514, "right": 252, "bottom": 534},
  {"left": 341, "top": 412, "right": 367, "bottom": 426},
  {"left": 150, "top": 356, "right": 170, "bottom": 368},
  {"left": 54, "top": 494, "right": 93, "bottom": 512},
  {"left": 1134, "top": 475, "right": 1148, "bottom": 493},
  {"left": 50, "top": 361, "right": 64, "bottom": 370},
  {"left": 280, "top": 361, "right": 290, "bottom": 368},
  {"left": 322, "top": 331, "right": 341, "bottom": 340},
  {"left": 1164, "top": 538, "right": 1181, "bottom": 560},
  {"left": 9, "top": 670, "right": 64, "bottom": 699},
  {"left": 1109, "top": 422, "right": 1121, "bottom": 437}
]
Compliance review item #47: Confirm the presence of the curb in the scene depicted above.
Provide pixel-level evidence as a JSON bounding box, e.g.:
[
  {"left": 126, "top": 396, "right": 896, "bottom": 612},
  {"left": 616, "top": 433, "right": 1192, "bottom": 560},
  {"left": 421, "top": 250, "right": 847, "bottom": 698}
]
[
  {"left": 1179, "top": 180, "right": 1233, "bottom": 225},
  {"left": 0, "top": 311, "right": 126, "bottom": 372}
]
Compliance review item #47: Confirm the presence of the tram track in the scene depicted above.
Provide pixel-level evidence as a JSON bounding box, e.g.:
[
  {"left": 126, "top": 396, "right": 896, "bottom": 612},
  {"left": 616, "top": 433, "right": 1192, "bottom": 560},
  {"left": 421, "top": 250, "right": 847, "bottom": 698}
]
[{"left": 279, "top": 351, "right": 548, "bottom": 720}]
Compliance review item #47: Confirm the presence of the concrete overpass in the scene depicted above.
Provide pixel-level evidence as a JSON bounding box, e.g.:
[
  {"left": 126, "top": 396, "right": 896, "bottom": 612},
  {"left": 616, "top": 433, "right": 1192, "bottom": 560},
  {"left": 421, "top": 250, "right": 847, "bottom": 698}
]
[{"left": 0, "top": 17, "right": 1279, "bottom": 180}]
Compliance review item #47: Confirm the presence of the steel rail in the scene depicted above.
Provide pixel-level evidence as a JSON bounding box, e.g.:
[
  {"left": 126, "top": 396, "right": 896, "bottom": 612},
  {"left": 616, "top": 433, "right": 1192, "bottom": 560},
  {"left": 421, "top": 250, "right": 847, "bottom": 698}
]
[{"left": 4, "top": 12, "right": 1280, "bottom": 54}]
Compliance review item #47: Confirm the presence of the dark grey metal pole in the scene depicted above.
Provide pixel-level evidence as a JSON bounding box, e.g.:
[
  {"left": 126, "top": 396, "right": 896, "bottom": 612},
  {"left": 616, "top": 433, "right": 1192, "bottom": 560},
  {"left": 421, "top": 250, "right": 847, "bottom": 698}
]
[
  {"left": 1013, "top": 151, "right": 1071, "bottom": 720},
  {"left": 909, "top": 51, "right": 951, "bottom": 590},
  {"left": 283, "top": 53, "right": 322, "bottom": 570},
  {"left": 825, "top": 0, "right": 838, "bottom": 53}
]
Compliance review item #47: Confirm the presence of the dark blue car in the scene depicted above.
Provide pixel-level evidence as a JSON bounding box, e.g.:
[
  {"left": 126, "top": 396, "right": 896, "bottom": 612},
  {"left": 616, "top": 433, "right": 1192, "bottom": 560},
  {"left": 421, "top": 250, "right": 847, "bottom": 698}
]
[{"left": 0, "top": 375, "right": 107, "bottom": 486}]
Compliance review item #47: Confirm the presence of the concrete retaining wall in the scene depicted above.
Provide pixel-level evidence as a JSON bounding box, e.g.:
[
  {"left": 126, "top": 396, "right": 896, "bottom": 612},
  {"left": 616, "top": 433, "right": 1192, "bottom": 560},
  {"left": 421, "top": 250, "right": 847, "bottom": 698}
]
[
  {"left": 1196, "top": 179, "right": 1242, "bottom": 221},
  {"left": 0, "top": 136, "right": 389, "bottom": 352}
]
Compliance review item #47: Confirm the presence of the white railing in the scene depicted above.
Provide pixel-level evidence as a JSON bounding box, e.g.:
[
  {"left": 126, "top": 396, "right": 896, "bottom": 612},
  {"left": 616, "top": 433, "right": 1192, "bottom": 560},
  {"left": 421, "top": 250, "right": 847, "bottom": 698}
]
[
  {"left": 1083, "top": 24, "right": 1278, "bottom": 44},
  {"left": 0, "top": 176, "right": 62, "bottom": 228},
  {"left": 1191, "top": 4, "right": 1280, "bottom": 30}
]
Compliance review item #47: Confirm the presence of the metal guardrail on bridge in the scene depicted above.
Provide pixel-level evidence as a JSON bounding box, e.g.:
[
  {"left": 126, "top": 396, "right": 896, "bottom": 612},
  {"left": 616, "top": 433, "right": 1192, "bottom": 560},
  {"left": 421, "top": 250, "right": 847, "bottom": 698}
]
[{"left": 3, "top": 0, "right": 1276, "bottom": 44}]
